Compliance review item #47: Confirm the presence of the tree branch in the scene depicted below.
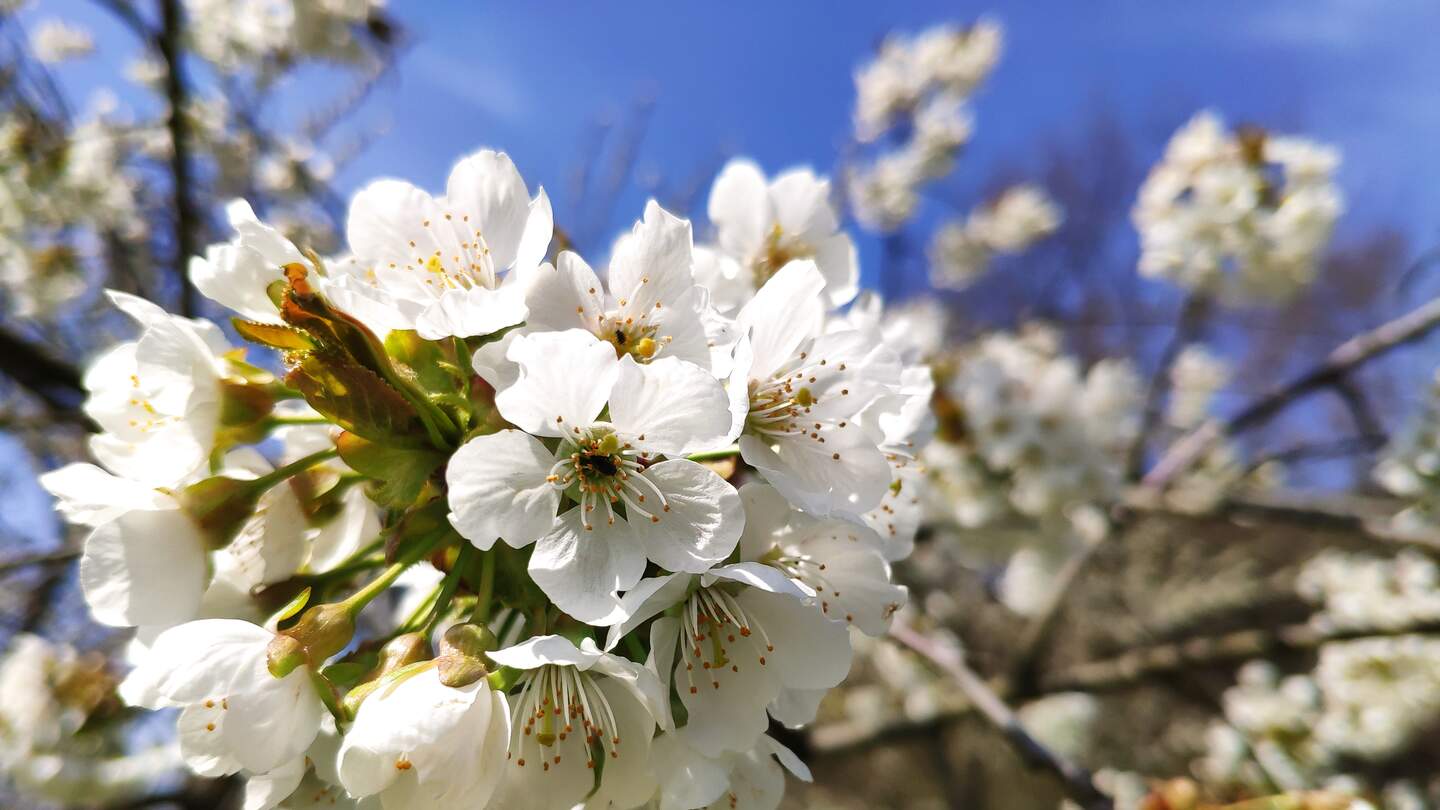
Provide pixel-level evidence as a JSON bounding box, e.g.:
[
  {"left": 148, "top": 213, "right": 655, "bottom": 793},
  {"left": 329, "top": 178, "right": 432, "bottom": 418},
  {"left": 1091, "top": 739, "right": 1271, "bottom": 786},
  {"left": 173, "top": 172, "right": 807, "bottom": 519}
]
[
  {"left": 1143, "top": 294, "right": 1440, "bottom": 492},
  {"left": 889, "top": 622, "right": 1114, "bottom": 810},
  {"left": 156, "top": 0, "right": 201, "bottom": 317},
  {"left": 0, "top": 324, "right": 89, "bottom": 421},
  {"left": 1127, "top": 293, "right": 1210, "bottom": 479}
]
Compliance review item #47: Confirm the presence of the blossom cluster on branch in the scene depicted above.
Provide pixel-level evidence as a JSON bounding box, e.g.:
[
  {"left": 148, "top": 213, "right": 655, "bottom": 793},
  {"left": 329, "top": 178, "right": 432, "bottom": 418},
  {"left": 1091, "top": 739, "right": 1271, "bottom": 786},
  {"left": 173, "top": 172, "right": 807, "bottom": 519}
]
[{"left": 41, "top": 148, "right": 927, "bottom": 810}]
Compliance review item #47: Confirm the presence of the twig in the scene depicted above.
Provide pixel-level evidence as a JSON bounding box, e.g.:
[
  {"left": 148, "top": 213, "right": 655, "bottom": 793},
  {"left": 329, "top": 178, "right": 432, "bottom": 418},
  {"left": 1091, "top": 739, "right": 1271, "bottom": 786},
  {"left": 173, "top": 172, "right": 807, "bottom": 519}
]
[
  {"left": 0, "top": 547, "right": 79, "bottom": 576},
  {"left": 889, "top": 621, "right": 1114, "bottom": 810},
  {"left": 156, "top": 0, "right": 201, "bottom": 317},
  {"left": 1039, "top": 617, "right": 1440, "bottom": 694},
  {"left": 1242, "top": 434, "right": 1385, "bottom": 477},
  {"left": 1000, "top": 534, "right": 1107, "bottom": 698},
  {"left": 1127, "top": 293, "right": 1210, "bottom": 479},
  {"left": 1143, "top": 294, "right": 1440, "bottom": 492},
  {"left": 0, "top": 324, "right": 89, "bottom": 421}
]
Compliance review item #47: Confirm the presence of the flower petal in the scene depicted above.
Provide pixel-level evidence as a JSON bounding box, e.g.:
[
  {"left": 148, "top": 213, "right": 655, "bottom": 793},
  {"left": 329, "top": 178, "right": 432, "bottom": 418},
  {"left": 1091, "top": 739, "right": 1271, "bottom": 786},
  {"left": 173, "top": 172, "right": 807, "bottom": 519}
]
[
  {"left": 81, "top": 508, "right": 207, "bottom": 628},
  {"left": 496, "top": 330, "right": 617, "bottom": 438},
  {"left": 624, "top": 460, "right": 743, "bottom": 574},
  {"left": 446, "top": 429, "right": 560, "bottom": 550},
  {"left": 609, "top": 357, "right": 733, "bottom": 456},
  {"left": 529, "top": 510, "right": 647, "bottom": 625}
]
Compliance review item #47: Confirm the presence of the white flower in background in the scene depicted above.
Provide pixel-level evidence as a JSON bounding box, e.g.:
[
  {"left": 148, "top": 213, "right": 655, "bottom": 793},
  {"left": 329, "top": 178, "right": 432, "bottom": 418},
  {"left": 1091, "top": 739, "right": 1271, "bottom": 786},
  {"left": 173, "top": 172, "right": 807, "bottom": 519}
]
[
  {"left": 487, "top": 635, "right": 666, "bottom": 810},
  {"left": 929, "top": 184, "right": 1062, "bottom": 289},
  {"left": 853, "top": 20, "right": 1001, "bottom": 142},
  {"left": 1376, "top": 371, "right": 1440, "bottom": 534},
  {"left": 189, "top": 200, "right": 306, "bottom": 323},
  {"left": 737, "top": 482, "right": 907, "bottom": 635},
  {"left": 522, "top": 200, "right": 717, "bottom": 370},
  {"left": 121, "top": 620, "right": 325, "bottom": 777},
  {"left": 81, "top": 291, "right": 233, "bottom": 488},
  {"left": 848, "top": 20, "right": 1004, "bottom": 233},
  {"left": 327, "top": 149, "right": 551, "bottom": 339},
  {"left": 1167, "top": 345, "right": 1230, "bottom": 429},
  {"left": 30, "top": 19, "right": 94, "bottom": 64},
  {"left": 1298, "top": 551, "right": 1440, "bottom": 633},
  {"left": 607, "top": 562, "right": 852, "bottom": 754},
  {"left": 1313, "top": 636, "right": 1440, "bottom": 762},
  {"left": 337, "top": 667, "right": 510, "bottom": 809},
  {"left": 647, "top": 731, "right": 811, "bottom": 810},
  {"left": 727, "top": 261, "right": 899, "bottom": 517},
  {"left": 1133, "top": 111, "right": 1343, "bottom": 304},
  {"left": 704, "top": 159, "right": 858, "bottom": 311},
  {"left": 446, "top": 328, "right": 740, "bottom": 623}
]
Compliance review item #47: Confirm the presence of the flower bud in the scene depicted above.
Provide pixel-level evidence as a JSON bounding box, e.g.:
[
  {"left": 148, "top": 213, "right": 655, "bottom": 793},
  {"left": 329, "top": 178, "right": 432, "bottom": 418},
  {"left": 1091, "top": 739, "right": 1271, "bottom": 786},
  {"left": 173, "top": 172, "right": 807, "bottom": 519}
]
[
  {"left": 369, "top": 633, "right": 430, "bottom": 680},
  {"left": 176, "top": 475, "right": 264, "bottom": 550},
  {"left": 283, "top": 603, "right": 357, "bottom": 665},
  {"left": 267, "top": 634, "right": 307, "bottom": 678},
  {"left": 434, "top": 623, "right": 495, "bottom": 688}
]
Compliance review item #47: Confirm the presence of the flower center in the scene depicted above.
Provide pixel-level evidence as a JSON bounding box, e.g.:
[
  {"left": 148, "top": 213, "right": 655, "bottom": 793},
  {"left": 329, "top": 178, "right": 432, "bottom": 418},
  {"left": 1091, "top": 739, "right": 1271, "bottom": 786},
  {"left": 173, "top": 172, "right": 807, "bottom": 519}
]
[
  {"left": 594, "top": 313, "right": 666, "bottom": 362},
  {"left": 745, "top": 351, "right": 853, "bottom": 459},
  {"left": 752, "top": 223, "right": 815, "bottom": 287},
  {"left": 546, "top": 429, "right": 670, "bottom": 530},
  {"left": 391, "top": 212, "right": 497, "bottom": 292},
  {"left": 679, "top": 588, "right": 775, "bottom": 694},
  {"left": 508, "top": 665, "right": 622, "bottom": 773}
]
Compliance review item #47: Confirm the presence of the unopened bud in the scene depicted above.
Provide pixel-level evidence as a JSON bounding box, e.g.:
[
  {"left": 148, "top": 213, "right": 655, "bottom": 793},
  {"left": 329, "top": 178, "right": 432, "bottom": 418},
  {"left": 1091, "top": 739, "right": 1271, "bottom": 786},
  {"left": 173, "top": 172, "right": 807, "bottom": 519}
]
[
  {"left": 284, "top": 603, "right": 357, "bottom": 664},
  {"left": 342, "top": 660, "right": 432, "bottom": 719},
  {"left": 435, "top": 623, "right": 496, "bottom": 688},
  {"left": 267, "top": 634, "right": 307, "bottom": 678},
  {"left": 177, "top": 475, "right": 264, "bottom": 550},
  {"left": 369, "top": 633, "right": 430, "bottom": 680}
]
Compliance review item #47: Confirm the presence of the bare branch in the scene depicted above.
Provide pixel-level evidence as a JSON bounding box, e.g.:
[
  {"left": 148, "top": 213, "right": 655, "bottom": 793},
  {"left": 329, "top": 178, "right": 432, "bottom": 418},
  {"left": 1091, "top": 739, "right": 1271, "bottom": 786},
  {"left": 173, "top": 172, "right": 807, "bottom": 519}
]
[
  {"left": 156, "top": 0, "right": 202, "bottom": 317},
  {"left": 0, "top": 547, "right": 79, "bottom": 576},
  {"left": 889, "top": 621, "right": 1114, "bottom": 810},
  {"left": 1127, "top": 293, "right": 1210, "bottom": 479},
  {"left": 1143, "top": 294, "right": 1440, "bottom": 491}
]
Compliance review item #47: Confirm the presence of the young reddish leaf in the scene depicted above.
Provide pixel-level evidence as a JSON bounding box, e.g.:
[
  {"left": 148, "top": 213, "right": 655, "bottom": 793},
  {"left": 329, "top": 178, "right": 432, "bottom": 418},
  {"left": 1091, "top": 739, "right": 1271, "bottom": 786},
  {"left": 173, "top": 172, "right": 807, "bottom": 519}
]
[
  {"left": 286, "top": 351, "right": 426, "bottom": 446},
  {"left": 335, "top": 431, "right": 445, "bottom": 508},
  {"left": 232, "top": 318, "right": 317, "bottom": 352}
]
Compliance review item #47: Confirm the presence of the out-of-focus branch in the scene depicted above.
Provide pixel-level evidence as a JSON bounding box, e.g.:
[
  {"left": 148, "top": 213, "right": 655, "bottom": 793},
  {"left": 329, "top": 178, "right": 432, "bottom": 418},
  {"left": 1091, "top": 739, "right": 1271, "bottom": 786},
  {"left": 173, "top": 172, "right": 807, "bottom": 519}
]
[
  {"left": 889, "top": 622, "right": 1114, "bottom": 810},
  {"left": 0, "top": 547, "right": 79, "bottom": 576},
  {"left": 156, "top": 0, "right": 201, "bottom": 317},
  {"left": 0, "top": 324, "right": 89, "bottom": 421},
  {"left": 1127, "top": 293, "right": 1210, "bottom": 479},
  {"left": 1001, "top": 532, "right": 1107, "bottom": 697},
  {"left": 1039, "top": 616, "right": 1440, "bottom": 695},
  {"left": 1242, "top": 434, "right": 1385, "bottom": 477},
  {"left": 1143, "top": 294, "right": 1440, "bottom": 492}
]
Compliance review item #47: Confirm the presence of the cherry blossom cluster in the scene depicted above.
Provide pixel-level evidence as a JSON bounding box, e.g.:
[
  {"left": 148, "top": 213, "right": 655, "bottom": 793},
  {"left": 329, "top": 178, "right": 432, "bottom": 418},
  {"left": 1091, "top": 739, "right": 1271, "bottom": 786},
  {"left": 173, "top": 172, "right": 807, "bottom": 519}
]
[
  {"left": 928, "top": 184, "right": 1063, "bottom": 289},
  {"left": 42, "top": 149, "right": 927, "bottom": 809},
  {"left": 1375, "top": 372, "right": 1440, "bottom": 535},
  {"left": 183, "top": 0, "right": 391, "bottom": 71},
  {"left": 0, "top": 634, "right": 178, "bottom": 806},
  {"left": 1133, "top": 111, "right": 1344, "bottom": 305},
  {"left": 846, "top": 20, "right": 1003, "bottom": 231}
]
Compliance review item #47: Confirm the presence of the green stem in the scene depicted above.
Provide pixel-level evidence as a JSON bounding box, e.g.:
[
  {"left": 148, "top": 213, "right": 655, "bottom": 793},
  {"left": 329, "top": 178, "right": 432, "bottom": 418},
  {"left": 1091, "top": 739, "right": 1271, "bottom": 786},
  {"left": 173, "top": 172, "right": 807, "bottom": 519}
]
[
  {"left": 471, "top": 551, "right": 495, "bottom": 625},
  {"left": 265, "top": 414, "right": 332, "bottom": 428},
  {"left": 339, "top": 529, "right": 449, "bottom": 618},
  {"left": 422, "top": 544, "right": 473, "bottom": 635},
  {"left": 309, "top": 670, "right": 345, "bottom": 725},
  {"left": 686, "top": 445, "right": 740, "bottom": 463},
  {"left": 252, "top": 447, "right": 339, "bottom": 491}
]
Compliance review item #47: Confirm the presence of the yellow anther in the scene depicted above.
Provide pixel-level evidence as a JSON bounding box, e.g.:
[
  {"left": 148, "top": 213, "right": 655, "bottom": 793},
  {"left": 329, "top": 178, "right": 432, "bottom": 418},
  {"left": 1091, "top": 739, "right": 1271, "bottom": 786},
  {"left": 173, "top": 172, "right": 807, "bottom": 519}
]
[
  {"left": 634, "top": 337, "right": 658, "bottom": 358},
  {"left": 794, "top": 387, "right": 815, "bottom": 407}
]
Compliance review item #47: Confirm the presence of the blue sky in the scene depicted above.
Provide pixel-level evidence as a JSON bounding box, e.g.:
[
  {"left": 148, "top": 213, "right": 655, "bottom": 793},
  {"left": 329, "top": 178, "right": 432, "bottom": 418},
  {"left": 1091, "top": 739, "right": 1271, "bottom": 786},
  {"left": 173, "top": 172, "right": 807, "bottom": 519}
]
[
  {"left": 9, "top": 0, "right": 1440, "bottom": 536},
  {"left": 29, "top": 0, "right": 1440, "bottom": 279}
]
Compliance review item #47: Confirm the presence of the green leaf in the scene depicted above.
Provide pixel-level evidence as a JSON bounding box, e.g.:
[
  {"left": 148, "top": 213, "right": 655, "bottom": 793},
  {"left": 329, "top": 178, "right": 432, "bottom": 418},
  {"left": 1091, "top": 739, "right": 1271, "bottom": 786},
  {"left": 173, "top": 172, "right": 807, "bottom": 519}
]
[
  {"left": 335, "top": 431, "right": 445, "bottom": 508},
  {"left": 269, "top": 586, "right": 312, "bottom": 627},
  {"left": 232, "top": 318, "right": 317, "bottom": 352},
  {"left": 286, "top": 351, "right": 426, "bottom": 446},
  {"left": 385, "top": 330, "right": 460, "bottom": 395}
]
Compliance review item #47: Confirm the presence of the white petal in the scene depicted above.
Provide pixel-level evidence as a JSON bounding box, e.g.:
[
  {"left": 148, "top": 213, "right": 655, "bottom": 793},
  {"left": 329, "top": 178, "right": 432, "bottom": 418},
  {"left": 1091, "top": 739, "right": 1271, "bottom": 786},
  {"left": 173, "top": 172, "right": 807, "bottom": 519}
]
[
  {"left": 735, "top": 260, "right": 825, "bottom": 379},
  {"left": 496, "top": 330, "right": 617, "bottom": 437},
  {"left": 487, "top": 634, "right": 599, "bottom": 671},
  {"left": 810, "top": 232, "right": 859, "bottom": 308},
  {"left": 446, "top": 429, "right": 560, "bottom": 551},
  {"left": 40, "top": 463, "right": 169, "bottom": 527},
  {"left": 767, "top": 687, "right": 827, "bottom": 729},
  {"left": 81, "top": 507, "right": 207, "bottom": 628},
  {"left": 520, "top": 252, "right": 603, "bottom": 333},
  {"left": 624, "top": 460, "right": 743, "bottom": 574},
  {"left": 609, "top": 357, "right": 733, "bottom": 456},
  {"left": 223, "top": 669, "right": 324, "bottom": 773},
  {"left": 651, "top": 732, "right": 729, "bottom": 810},
  {"left": 769, "top": 168, "right": 837, "bottom": 243},
  {"left": 739, "top": 423, "right": 892, "bottom": 517},
  {"left": 609, "top": 200, "right": 695, "bottom": 318},
  {"left": 738, "top": 589, "right": 851, "bottom": 691},
  {"left": 704, "top": 562, "right": 809, "bottom": 600},
  {"left": 119, "top": 620, "right": 273, "bottom": 707},
  {"left": 414, "top": 283, "right": 528, "bottom": 340},
  {"left": 529, "top": 510, "right": 647, "bottom": 625},
  {"left": 708, "top": 159, "right": 771, "bottom": 260},
  {"left": 444, "top": 150, "right": 538, "bottom": 271},
  {"left": 603, "top": 573, "right": 692, "bottom": 646},
  {"left": 243, "top": 757, "right": 306, "bottom": 810}
]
